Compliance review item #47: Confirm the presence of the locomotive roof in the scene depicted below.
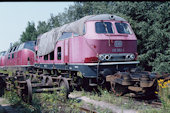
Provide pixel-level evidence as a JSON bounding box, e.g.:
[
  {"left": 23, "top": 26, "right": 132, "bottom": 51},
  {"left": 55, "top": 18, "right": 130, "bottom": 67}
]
[
  {"left": 87, "top": 14, "right": 126, "bottom": 21},
  {"left": 37, "top": 14, "right": 126, "bottom": 56}
]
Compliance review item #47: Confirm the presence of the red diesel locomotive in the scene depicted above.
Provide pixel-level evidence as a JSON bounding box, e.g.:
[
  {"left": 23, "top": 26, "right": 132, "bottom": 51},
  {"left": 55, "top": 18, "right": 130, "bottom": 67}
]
[{"left": 0, "top": 41, "right": 35, "bottom": 71}]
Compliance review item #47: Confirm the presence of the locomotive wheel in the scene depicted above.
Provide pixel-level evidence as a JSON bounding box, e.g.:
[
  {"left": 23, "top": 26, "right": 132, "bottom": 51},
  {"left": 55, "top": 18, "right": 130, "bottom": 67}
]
[
  {"left": 6, "top": 77, "right": 13, "bottom": 91},
  {"left": 41, "top": 76, "right": 47, "bottom": 85},
  {"left": 22, "top": 79, "right": 32, "bottom": 103},
  {"left": 0, "top": 77, "right": 6, "bottom": 96},
  {"left": 32, "top": 74, "right": 37, "bottom": 82},
  {"left": 110, "top": 73, "right": 128, "bottom": 96},
  {"left": 143, "top": 80, "right": 158, "bottom": 99},
  {"left": 46, "top": 76, "right": 53, "bottom": 86},
  {"left": 59, "top": 78, "right": 69, "bottom": 100},
  {"left": 111, "top": 82, "right": 127, "bottom": 96}
]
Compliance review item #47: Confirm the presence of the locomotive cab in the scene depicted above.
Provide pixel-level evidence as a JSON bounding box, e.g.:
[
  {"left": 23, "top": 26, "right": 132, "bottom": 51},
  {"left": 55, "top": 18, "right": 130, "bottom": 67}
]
[{"left": 83, "top": 18, "right": 138, "bottom": 63}]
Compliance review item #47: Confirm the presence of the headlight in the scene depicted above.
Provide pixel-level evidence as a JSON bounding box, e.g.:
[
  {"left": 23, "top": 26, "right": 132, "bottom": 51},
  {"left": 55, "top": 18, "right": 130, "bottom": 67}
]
[
  {"left": 130, "top": 54, "right": 135, "bottom": 60},
  {"left": 126, "top": 54, "right": 135, "bottom": 60},
  {"left": 105, "top": 55, "right": 111, "bottom": 61},
  {"left": 99, "top": 55, "right": 105, "bottom": 61},
  {"left": 125, "top": 54, "right": 130, "bottom": 59}
]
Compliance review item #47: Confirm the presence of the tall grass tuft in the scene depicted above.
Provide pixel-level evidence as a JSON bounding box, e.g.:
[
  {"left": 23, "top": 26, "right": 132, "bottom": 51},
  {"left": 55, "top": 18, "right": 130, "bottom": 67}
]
[{"left": 158, "top": 79, "right": 170, "bottom": 112}]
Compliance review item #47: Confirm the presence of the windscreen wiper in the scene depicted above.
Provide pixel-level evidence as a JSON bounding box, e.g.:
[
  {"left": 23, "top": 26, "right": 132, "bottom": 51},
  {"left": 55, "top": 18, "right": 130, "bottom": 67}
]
[{"left": 102, "top": 21, "right": 111, "bottom": 46}]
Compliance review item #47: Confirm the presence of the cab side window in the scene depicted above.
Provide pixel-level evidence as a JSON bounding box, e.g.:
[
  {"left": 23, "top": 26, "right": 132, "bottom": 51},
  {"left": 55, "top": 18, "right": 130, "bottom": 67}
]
[
  {"left": 57, "top": 47, "right": 61, "bottom": 60},
  {"left": 12, "top": 53, "right": 14, "bottom": 59},
  {"left": 59, "top": 32, "right": 72, "bottom": 40},
  {"left": 8, "top": 54, "right": 10, "bottom": 59},
  {"left": 50, "top": 51, "right": 54, "bottom": 60},
  {"left": 44, "top": 54, "right": 48, "bottom": 60}
]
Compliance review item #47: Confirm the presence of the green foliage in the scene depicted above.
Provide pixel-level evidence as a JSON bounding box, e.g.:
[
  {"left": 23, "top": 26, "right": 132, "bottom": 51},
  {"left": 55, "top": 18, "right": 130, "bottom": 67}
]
[
  {"left": 12, "top": 41, "right": 21, "bottom": 48},
  {"left": 20, "top": 14, "right": 60, "bottom": 43},
  {"left": 20, "top": 21, "right": 38, "bottom": 42},
  {"left": 73, "top": 88, "right": 147, "bottom": 110},
  {"left": 39, "top": 92, "right": 81, "bottom": 113},
  {"left": 48, "top": 14, "right": 60, "bottom": 28},
  {"left": 4, "top": 90, "right": 21, "bottom": 105},
  {"left": 3, "top": 89, "right": 82, "bottom": 113},
  {"left": 36, "top": 21, "right": 50, "bottom": 36},
  {"left": 3, "top": 90, "right": 39, "bottom": 113}
]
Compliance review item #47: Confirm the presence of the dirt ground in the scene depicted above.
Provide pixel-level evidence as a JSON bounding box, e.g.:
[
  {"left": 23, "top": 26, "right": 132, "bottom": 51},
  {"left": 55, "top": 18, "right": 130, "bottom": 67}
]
[
  {"left": 69, "top": 93, "right": 138, "bottom": 113},
  {"left": 0, "top": 97, "right": 19, "bottom": 113}
]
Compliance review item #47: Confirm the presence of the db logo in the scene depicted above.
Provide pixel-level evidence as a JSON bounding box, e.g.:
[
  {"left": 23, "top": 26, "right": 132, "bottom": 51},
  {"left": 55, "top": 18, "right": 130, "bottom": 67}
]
[{"left": 114, "top": 41, "right": 122, "bottom": 47}]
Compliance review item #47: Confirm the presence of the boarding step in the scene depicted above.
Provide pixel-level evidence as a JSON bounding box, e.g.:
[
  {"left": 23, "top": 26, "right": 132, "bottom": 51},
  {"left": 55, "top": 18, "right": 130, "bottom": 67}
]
[{"left": 89, "top": 83, "right": 97, "bottom": 86}]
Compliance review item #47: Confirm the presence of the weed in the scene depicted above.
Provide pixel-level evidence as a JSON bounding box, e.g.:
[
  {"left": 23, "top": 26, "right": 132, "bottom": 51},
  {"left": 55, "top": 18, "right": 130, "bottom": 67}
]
[
  {"left": 3, "top": 88, "right": 83, "bottom": 113},
  {"left": 141, "top": 79, "right": 170, "bottom": 113}
]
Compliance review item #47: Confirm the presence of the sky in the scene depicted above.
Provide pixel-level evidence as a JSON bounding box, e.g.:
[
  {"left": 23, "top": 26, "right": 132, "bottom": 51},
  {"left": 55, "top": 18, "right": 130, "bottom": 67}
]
[{"left": 0, "top": 2, "right": 74, "bottom": 52}]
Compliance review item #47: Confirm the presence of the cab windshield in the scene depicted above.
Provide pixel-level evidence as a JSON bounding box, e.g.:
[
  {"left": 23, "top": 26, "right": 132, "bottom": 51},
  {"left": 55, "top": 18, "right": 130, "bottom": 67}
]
[
  {"left": 115, "top": 23, "right": 132, "bottom": 34},
  {"left": 95, "top": 22, "right": 114, "bottom": 34},
  {"left": 0, "top": 51, "right": 6, "bottom": 57},
  {"left": 24, "top": 41, "right": 36, "bottom": 51}
]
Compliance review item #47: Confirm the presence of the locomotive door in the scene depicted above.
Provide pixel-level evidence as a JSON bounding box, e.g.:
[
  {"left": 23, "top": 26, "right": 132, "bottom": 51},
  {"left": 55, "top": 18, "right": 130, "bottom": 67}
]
[
  {"left": 64, "top": 39, "right": 69, "bottom": 63},
  {"left": 17, "top": 51, "right": 21, "bottom": 65}
]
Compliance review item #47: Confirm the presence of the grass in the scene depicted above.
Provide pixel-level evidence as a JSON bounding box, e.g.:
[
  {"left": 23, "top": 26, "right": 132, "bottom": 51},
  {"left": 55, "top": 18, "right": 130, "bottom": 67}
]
[
  {"left": 73, "top": 79, "right": 170, "bottom": 113},
  {"left": 37, "top": 91, "right": 82, "bottom": 113},
  {"left": 72, "top": 87, "right": 158, "bottom": 111},
  {"left": 3, "top": 88, "right": 113, "bottom": 113},
  {"left": 2, "top": 89, "right": 84, "bottom": 113},
  {"left": 85, "top": 102, "right": 113, "bottom": 113},
  {"left": 3, "top": 89, "right": 39, "bottom": 113},
  {"left": 0, "top": 69, "right": 13, "bottom": 76}
]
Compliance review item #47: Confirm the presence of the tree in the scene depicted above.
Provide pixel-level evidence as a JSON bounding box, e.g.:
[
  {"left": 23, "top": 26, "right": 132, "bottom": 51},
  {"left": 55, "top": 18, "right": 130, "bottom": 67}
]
[
  {"left": 12, "top": 41, "right": 21, "bottom": 47},
  {"left": 36, "top": 21, "right": 50, "bottom": 36},
  {"left": 48, "top": 14, "right": 60, "bottom": 28},
  {"left": 20, "top": 21, "right": 37, "bottom": 42}
]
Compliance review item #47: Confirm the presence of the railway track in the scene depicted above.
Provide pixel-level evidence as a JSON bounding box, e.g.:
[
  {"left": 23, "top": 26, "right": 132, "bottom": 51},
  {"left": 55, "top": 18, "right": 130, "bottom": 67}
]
[
  {"left": 135, "top": 97, "right": 162, "bottom": 108},
  {"left": 78, "top": 106, "right": 97, "bottom": 113}
]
